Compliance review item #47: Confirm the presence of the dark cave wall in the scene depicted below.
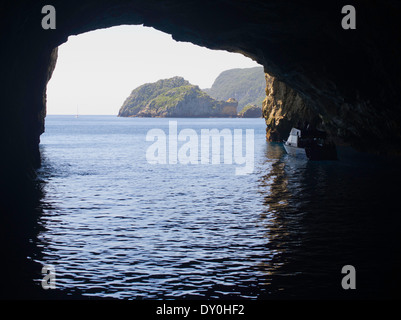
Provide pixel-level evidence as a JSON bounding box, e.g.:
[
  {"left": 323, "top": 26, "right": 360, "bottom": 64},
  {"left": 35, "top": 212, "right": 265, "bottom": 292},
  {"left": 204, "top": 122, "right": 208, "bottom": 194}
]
[
  {"left": 1, "top": 0, "right": 401, "bottom": 182},
  {"left": 1, "top": 0, "right": 401, "bottom": 300}
]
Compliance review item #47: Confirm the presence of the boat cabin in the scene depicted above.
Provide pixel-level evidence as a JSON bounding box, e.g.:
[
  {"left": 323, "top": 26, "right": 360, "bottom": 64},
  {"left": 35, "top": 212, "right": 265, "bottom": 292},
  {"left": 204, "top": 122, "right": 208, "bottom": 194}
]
[{"left": 286, "top": 128, "right": 301, "bottom": 147}]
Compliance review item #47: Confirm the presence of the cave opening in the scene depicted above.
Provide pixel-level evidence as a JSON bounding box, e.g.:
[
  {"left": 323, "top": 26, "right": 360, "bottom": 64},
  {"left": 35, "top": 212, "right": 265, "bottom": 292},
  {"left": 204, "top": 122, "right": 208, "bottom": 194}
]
[
  {"left": 41, "top": 23, "right": 267, "bottom": 209},
  {"left": 45, "top": 24, "right": 262, "bottom": 116},
  {"left": 34, "top": 24, "right": 272, "bottom": 298}
]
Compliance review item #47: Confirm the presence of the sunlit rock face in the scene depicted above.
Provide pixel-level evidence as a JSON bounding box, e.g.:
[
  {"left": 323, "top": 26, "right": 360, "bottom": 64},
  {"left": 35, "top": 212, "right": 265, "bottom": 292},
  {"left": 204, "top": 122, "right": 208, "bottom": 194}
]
[
  {"left": 1, "top": 0, "right": 401, "bottom": 179},
  {"left": 262, "top": 74, "right": 318, "bottom": 142}
]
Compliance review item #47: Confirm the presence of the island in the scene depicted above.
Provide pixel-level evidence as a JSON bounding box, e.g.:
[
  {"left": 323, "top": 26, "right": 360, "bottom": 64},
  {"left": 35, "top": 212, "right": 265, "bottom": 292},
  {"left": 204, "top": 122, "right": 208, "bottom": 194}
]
[{"left": 118, "top": 77, "right": 238, "bottom": 118}]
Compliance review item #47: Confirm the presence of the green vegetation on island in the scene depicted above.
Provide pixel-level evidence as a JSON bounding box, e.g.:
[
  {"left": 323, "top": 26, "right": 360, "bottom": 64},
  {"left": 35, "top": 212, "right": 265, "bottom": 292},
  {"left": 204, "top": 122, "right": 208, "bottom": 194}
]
[
  {"left": 238, "top": 104, "right": 262, "bottom": 118},
  {"left": 118, "top": 77, "right": 238, "bottom": 118},
  {"left": 203, "top": 66, "right": 266, "bottom": 112},
  {"left": 118, "top": 66, "right": 266, "bottom": 118}
]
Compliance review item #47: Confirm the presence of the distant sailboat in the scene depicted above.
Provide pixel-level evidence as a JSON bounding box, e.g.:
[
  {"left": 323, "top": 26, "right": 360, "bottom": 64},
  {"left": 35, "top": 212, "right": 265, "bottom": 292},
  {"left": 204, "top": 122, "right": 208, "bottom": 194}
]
[{"left": 75, "top": 105, "right": 79, "bottom": 118}]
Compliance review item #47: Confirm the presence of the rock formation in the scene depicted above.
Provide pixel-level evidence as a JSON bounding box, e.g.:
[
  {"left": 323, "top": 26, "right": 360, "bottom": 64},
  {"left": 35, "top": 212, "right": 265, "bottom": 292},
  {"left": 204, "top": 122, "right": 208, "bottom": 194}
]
[
  {"left": 203, "top": 67, "right": 266, "bottom": 112},
  {"left": 238, "top": 104, "right": 263, "bottom": 118},
  {"left": 118, "top": 77, "right": 238, "bottom": 118},
  {"left": 263, "top": 74, "right": 319, "bottom": 142}
]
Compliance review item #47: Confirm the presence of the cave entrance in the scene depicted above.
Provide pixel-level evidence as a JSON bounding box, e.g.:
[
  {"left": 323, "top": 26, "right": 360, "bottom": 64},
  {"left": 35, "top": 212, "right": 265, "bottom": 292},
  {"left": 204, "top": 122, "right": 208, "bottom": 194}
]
[
  {"left": 37, "top": 25, "right": 269, "bottom": 298},
  {"left": 46, "top": 25, "right": 261, "bottom": 116}
]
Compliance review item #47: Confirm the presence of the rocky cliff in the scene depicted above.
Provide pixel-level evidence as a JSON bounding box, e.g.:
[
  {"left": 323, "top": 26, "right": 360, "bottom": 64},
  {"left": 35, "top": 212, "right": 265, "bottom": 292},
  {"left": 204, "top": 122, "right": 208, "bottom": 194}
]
[
  {"left": 263, "top": 74, "right": 320, "bottom": 142},
  {"left": 203, "top": 67, "right": 266, "bottom": 112},
  {"left": 238, "top": 104, "right": 262, "bottom": 118},
  {"left": 118, "top": 77, "right": 238, "bottom": 118}
]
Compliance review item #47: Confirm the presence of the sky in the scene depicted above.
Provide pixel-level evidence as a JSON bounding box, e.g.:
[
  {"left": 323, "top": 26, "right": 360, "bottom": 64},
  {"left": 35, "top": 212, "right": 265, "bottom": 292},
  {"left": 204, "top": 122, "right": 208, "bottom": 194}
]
[{"left": 46, "top": 25, "right": 261, "bottom": 115}]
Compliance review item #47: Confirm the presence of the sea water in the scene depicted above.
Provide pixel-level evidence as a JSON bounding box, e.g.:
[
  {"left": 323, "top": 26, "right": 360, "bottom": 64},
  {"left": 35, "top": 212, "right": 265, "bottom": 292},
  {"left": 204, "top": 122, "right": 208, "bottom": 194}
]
[{"left": 31, "top": 115, "right": 401, "bottom": 299}]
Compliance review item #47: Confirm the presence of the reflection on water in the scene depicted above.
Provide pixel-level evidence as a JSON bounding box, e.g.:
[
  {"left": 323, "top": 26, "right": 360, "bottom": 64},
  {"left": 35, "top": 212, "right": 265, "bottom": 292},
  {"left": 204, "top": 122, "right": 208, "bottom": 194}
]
[
  {"left": 2, "top": 117, "right": 401, "bottom": 300},
  {"left": 0, "top": 166, "right": 48, "bottom": 299},
  {"left": 256, "top": 144, "right": 401, "bottom": 298}
]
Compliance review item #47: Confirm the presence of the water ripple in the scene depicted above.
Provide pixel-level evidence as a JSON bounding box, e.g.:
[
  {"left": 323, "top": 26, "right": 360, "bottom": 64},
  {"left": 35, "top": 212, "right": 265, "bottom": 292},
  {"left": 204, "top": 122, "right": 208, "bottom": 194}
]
[{"left": 32, "top": 117, "right": 401, "bottom": 299}]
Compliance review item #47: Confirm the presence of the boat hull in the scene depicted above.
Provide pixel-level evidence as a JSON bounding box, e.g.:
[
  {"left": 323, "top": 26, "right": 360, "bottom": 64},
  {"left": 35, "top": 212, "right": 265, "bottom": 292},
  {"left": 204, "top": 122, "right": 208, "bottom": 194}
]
[
  {"left": 283, "top": 144, "right": 307, "bottom": 158},
  {"left": 283, "top": 127, "right": 338, "bottom": 160},
  {"left": 284, "top": 143, "right": 337, "bottom": 160}
]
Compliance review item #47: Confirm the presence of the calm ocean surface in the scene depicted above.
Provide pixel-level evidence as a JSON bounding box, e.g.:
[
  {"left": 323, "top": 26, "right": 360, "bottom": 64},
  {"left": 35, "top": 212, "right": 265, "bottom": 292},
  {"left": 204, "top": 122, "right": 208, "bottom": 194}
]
[{"left": 33, "top": 115, "right": 401, "bottom": 299}]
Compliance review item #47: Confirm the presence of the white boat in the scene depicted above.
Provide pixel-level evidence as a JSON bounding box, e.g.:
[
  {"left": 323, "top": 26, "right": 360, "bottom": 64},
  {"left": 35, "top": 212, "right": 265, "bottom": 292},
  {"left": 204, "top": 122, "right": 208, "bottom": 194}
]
[
  {"left": 283, "top": 127, "right": 337, "bottom": 160},
  {"left": 283, "top": 128, "right": 307, "bottom": 158}
]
